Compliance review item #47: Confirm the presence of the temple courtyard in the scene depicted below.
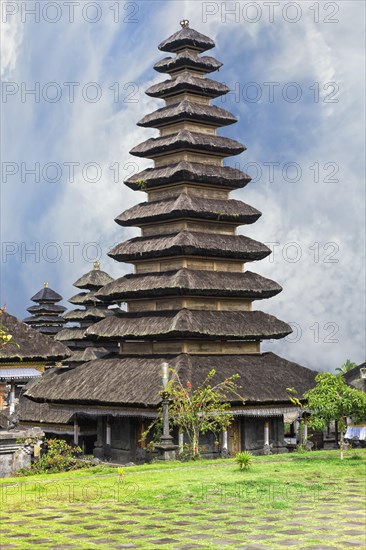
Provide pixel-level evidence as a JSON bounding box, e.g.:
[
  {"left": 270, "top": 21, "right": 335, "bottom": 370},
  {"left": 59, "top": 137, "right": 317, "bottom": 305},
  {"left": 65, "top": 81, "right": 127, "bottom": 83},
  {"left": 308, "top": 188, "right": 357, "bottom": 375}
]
[{"left": 0, "top": 450, "right": 365, "bottom": 549}]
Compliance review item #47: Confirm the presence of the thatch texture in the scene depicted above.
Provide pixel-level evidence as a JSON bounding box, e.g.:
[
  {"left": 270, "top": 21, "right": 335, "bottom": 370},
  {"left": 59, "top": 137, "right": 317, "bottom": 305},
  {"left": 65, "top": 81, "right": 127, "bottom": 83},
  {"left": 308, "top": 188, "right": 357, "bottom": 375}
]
[
  {"left": 31, "top": 287, "right": 62, "bottom": 303},
  {"left": 67, "top": 347, "right": 109, "bottom": 363},
  {"left": 62, "top": 308, "right": 111, "bottom": 322},
  {"left": 125, "top": 161, "right": 251, "bottom": 191},
  {"left": 109, "top": 231, "right": 270, "bottom": 262},
  {"left": 19, "top": 396, "right": 75, "bottom": 424},
  {"left": 23, "top": 315, "right": 65, "bottom": 324},
  {"left": 115, "top": 194, "right": 261, "bottom": 226},
  {"left": 154, "top": 53, "right": 222, "bottom": 74},
  {"left": 138, "top": 101, "right": 236, "bottom": 129},
  {"left": 68, "top": 291, "right": 102, "bottom": 305},
  {"left": 26, "top": 304, "right": 66, "bottom": 314},
  {"left": 158, "top": 25, "right": 215, "bottom": 53},
  {"left": 24, "top": 352, "right": 317, "bottom": 407},
  {"left": 96, "top": 269, "right": 282, "bottom": 301},
  {"left": 86, "top": 309, "right": 291, "bottom": 340},
  {"left": 55, "top": 328, "right": 86, "bottom": 342},
  {"left": 146, "top": 73, "right": 229, "bottom": 99},
  {"left": 130, "top": 129, "right": 244, "bottom": 159},
  {"left": 33, "top": 326, "right": 63, "bottom": 336},
  {"left": 0, "top": 312, "right": 71, "bottom": 362},
  {"left": 73, "top": 268, "right": 114, "bottom": 290}
]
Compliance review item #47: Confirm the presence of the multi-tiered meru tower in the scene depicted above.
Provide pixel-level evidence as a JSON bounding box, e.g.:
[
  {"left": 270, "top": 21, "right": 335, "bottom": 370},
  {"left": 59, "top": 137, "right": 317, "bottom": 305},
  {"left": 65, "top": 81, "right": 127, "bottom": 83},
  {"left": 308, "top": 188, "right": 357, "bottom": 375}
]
[
  {"left": 55, "top": 261, "right": 116, "bottom": 366},
  {"left": 92, "top": 21, "right": 292, "bottom": 354},
  {"left": 25, "top": 23, "right": 317, "bottom": 460},
  {"left": 24, "top": 283, "right": 67, "bottom": 337}
]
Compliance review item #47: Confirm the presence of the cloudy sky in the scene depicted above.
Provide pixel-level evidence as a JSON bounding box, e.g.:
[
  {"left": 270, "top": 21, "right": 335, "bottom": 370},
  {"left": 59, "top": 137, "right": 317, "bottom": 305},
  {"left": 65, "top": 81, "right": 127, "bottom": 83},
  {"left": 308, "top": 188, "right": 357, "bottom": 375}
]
[{"left": 1, "top": 0, "right": 365, "bottom": 372}]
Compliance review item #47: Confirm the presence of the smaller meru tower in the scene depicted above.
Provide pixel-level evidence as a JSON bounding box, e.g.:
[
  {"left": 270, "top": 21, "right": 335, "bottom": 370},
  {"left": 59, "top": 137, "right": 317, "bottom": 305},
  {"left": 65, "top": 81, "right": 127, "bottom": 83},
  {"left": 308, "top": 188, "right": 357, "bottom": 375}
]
[
  {"left": 24, "top": 283, "right": 66, "bottom": 337},
  {"left": 25, "top": 22, "right": 316, "bottom": 460}
]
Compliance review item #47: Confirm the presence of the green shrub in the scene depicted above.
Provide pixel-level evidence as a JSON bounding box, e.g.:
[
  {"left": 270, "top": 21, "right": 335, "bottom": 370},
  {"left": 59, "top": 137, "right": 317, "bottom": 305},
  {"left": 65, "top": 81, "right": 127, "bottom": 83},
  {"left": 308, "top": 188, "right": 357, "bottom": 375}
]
[
  {"left": 16, "top": 439, "right": 87, "bottom": 476},
  {"left": 235, "top": 451, "right": 253, "bottom": 471}
]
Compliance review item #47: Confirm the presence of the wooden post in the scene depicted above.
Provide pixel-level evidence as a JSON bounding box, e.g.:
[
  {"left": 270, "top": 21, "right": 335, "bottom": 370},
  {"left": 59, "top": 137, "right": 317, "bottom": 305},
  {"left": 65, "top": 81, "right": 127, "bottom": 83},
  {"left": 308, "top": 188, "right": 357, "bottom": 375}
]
[{"left": 73, "top": 417, "right": 79, "bottom": 445}]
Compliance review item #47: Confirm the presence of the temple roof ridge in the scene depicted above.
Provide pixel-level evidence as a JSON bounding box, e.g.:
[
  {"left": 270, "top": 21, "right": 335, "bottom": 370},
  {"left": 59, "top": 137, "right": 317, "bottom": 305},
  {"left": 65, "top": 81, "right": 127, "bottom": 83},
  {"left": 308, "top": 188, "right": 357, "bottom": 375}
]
[{"left": 158, "top": 22, "right": 215, "bottom": 53}]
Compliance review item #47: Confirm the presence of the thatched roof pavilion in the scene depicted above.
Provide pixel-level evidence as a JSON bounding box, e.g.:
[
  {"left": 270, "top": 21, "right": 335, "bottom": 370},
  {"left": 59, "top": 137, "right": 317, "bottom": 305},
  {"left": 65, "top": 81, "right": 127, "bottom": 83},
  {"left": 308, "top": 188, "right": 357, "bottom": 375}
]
[
  {"left": 25, "top": 22, "right": 317, "bottom": 459},
  {"left": 0, "top": 311, "right": 70, "bottom": 413},
  {"left": 23, "top": 282, "right": 67, "bottom": 337}
]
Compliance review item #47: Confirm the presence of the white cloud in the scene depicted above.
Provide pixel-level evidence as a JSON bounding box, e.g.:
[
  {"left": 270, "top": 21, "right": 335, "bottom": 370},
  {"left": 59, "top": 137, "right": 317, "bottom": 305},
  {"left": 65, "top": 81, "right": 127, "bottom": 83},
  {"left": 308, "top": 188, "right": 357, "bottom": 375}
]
[{"left": 0, "top": 15, "right": 24, "bottom": 78}]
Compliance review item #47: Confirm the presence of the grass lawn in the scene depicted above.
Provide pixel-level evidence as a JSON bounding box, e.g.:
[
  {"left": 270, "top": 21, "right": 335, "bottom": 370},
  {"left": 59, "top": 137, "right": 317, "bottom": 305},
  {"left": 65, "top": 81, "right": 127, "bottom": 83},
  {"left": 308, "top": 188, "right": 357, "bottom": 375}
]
[{"left": 0, "top": 449, "right": 365, "bottom": 549}]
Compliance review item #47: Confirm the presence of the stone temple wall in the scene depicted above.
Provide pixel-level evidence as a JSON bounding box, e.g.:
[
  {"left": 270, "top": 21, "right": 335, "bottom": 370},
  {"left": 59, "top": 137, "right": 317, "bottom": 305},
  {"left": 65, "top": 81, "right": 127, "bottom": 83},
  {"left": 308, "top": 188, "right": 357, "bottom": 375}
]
[{"left": 0, "top": 428, "right": 44, "bottom": 478}]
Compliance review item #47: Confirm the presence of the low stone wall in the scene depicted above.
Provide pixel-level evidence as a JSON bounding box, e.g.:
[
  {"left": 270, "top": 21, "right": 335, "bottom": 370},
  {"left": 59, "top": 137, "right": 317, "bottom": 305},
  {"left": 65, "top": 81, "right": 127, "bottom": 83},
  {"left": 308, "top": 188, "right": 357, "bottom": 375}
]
[{"left": 0, "top": 428, "right": 44, "bottom": 478}]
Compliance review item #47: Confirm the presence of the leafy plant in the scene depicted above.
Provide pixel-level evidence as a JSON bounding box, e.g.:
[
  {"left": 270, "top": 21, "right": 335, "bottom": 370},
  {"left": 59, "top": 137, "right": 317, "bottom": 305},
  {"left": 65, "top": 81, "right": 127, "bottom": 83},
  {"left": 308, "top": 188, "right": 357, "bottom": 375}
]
[
  {"left": 335, "top": 359, "right": 357, "bottom": 375},
  {"left": 304, "top": 372, "right": 366, "bottom": 460},
  {"left": 235, "top": 451, "right": 253, "bottom": 471},
  {"left": 16, "top": 439, "right": 85, "bottom": 476},
  {"left": 117, "top": 467, "right": 125, "bottom": 481},
  {"left": 166, "top": 369, "right": 244, "bottom": 459},
  {"left": 135, "top": 179, "right": 148, "bottom": 190},
  {"left": 142, "top": 369, "right": 244, "bottom": 460}
]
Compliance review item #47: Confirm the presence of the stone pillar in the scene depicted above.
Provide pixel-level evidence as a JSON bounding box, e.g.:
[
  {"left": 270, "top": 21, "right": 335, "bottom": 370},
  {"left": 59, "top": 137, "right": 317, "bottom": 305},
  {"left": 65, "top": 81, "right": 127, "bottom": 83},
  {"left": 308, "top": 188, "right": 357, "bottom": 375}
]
[
  {"left": 73, "top": 417, "right": 79, "bottom": 446},
  {"left": 303, "top": 420, "right": 308, "bottom": 443},
  {"left": 9, "top": 383, "right": 15, "bottom": 415},
  {"left": 221, "top": 429, "right": 229, "bottom": 457},
  {"left": 155, "top": 396, "right": 178, "bottom": 461},
  {"left": 106, "top": 419, "right": 111, "bottom": 446},
  {"left": 264, "top": 420, "right": 270, "bottom": 445},
  {"left": 178, "top": 432, "right": 184, "bottom": 453},
  {"left": 263, "top": 420, "right": 271, "bottom": 455}
]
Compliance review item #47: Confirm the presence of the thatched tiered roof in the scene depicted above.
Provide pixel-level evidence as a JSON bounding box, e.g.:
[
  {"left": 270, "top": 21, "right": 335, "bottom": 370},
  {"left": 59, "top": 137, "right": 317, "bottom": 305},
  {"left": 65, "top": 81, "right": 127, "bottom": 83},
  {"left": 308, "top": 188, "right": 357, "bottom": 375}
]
[
  {"left": 116, "top": 194, "right": 261, "bottom": 226},
  {"left": 109, "top": 231, "right": 270, "bottom": 262},
  {"left": 96, "top": 269, "right": 282, "bottom": 301},
  {"left": 73, "top": 263, "right": 113, "bottom": 290},
  {"left": 24, "top": 283, "right": 67, "bottom": 336},
  {"left": 158, "top": 24, "right": 215, "bottom": 53},
  {"left": 54, "top": 262, "right": 116, "bottom": 364},
  {"left": 87, "top": 309, "right": 291, "bottom": 341},
  {"left": 138, "top": 101, "right": 236, "bottom": 128},
  {"left": 125, "top": 161, "right": 251, "bottom": 191},
  {"left": 130, "top": 130, "right": 244, "bottom": 159},
  {"left": 146, "top": 73, "right": 229, "bottom": 99},
  {"left": 154, "top": 52, "right": 222, "bottom": 74},
  {"left": 0, "top": 312, "right": 70, "bottom": 362},
  {"left": 24, "top": 352, "right": 316, "bottom": 407}
]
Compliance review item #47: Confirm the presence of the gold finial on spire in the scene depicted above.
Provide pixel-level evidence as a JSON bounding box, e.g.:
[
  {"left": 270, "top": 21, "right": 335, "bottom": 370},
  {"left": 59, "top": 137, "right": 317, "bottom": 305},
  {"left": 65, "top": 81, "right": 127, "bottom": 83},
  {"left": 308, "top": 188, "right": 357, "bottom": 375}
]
[
  {"left": 180, "top": 19, "right": 189, "bottom": 28},
  {"left": 93, "top": 260, "right": 101, "bottom": 271},
  {"left": 44, "top": 281, "right": 49, "bottom": 288}
]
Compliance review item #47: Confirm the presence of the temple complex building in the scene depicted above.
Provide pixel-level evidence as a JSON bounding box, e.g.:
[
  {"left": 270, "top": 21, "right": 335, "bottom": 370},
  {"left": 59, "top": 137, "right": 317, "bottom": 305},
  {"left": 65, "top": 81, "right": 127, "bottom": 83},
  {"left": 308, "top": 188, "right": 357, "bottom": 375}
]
[
  {"left": 23, "top": 283, "right": 66, "bottom": 337},
  {"left": 25, "top": 23, "right": 317, "bottom": 461},
  {"left": 0, "top": 311, "right": 70, "bottom": 417}
]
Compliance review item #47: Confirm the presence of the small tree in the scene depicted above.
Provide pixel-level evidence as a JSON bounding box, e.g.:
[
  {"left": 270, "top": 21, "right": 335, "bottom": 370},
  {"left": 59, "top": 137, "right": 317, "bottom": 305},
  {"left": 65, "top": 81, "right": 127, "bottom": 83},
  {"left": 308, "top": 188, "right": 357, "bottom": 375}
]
[
  {"left": 303, "top": 372, "right": 366, "bottom": 460},
  {"left": 335, "top": 359, "right": 357, "bottom": 375},
  {"left": 165, "top": 369, "right": 244, "bottom": 458}
]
